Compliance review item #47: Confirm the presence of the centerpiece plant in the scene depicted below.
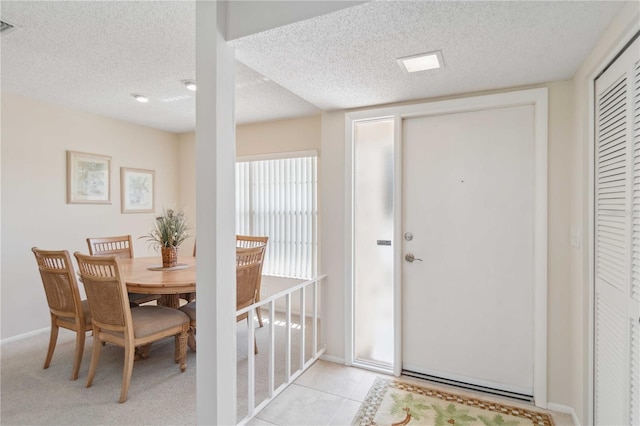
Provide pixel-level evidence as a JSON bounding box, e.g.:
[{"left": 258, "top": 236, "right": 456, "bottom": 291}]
[{"left": 142, "top": 207, "right": 190, "bottom": 268}]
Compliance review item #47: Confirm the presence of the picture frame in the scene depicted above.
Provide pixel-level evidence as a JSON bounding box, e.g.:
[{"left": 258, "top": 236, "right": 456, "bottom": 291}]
[
  {"left": 67, "top": 151, "right": 111, "bottom": 204},
  {"left": 120, "top": 167, "right": 155, "bottom": 213}
]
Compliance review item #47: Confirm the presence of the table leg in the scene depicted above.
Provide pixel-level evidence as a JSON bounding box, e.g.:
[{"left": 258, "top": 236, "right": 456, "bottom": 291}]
[{"left": 159, "top": 294, "right": 180, "bottom": 309}]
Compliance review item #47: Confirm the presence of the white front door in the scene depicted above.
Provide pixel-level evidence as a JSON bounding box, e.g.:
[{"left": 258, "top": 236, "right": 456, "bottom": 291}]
[{"left": 402, "top": 105, "right": 536, "bottom": 396}]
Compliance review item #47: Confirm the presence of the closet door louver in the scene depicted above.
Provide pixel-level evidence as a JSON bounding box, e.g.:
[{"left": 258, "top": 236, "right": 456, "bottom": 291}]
[
  {"left": 596, "top": 74, "right": 628, "bottom": 293},
  {"left": 594, "top": 35, "right": 639, "bottom": 426}
]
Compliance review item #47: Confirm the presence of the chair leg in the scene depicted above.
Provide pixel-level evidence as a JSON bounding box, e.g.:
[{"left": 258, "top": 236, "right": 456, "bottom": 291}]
[
  {"left": 254, "top": 336, "right": 258, "bottom": 355},
  {"left": 256, "top": 306, "right": 264, "bottom": 328},
  {"left": 44, "top": 318, "right": 59, "bottom": 369},
  {"left": 71, "top": 330, "right": 86, "bottom": 380},
  {"left": 138, "top": 343, "right": 151, "bottom": 360},
  {"left": 176, "top": 330, "right": 188, "bottom": 372},
  {"left": 120, "top": 343, "right": 135, "bottom": 403},
  {"left": 86, "top": 334, "right": 103, "bottom": 388}
]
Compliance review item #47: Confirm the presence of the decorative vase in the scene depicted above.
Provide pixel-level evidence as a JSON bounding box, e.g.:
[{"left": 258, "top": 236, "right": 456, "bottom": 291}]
[{"left": 161, "top": 246, "right": 178, "bottom": 268}]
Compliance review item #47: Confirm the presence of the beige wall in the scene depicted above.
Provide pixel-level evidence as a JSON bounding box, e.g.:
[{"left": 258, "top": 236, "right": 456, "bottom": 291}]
[
  {"left": 235, "top": 115, "right": 321, "bottom": 157},
  {"left": 545, "top": 81, "right": 574, "bottom": 406},
  {"left": 319, "top": 81, "right": 577, "bottom": 406},
  {"left": 570, "top": 2, "right": 640, "bottom": 423},
  {"left": 177, "top": 131, "right": 197, "bottom": 256},
  {"left": 1, "top": 92, "right": 181, "bottom": 339}
]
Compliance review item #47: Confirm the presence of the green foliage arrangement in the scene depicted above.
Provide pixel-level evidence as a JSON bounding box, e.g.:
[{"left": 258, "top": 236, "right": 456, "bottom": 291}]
[{"left": 142, "top": 207, "right": 190, "bottom": 248}]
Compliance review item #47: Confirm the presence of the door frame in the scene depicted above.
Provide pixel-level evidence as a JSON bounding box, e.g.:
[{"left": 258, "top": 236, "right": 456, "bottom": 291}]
[{"left": 345, "top": 87, "right": 549, "bottom": 407}]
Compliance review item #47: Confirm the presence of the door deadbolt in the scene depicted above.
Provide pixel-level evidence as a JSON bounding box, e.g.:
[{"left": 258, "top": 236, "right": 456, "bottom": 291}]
[
  {"left": 404, "top": 232, "right": 413, "bottom": 241},
  {"left": 405, "top": 253, "right": 423, "bottom": 263}
]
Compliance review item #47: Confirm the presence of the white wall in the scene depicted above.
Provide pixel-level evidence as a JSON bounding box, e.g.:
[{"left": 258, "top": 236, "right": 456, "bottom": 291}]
[
  {"left": 570, "top": 2, "right": 640, "bottom": 423},
  {"left": 1, "top": 92, "right": 181, "bottom": 339}
]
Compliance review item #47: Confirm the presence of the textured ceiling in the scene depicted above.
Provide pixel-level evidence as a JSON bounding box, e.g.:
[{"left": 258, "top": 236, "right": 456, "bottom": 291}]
[
  {"left": 233, "top": 0, "right": 627, "bottom": 111},
  {"left": 0, "top": 1, "right": 629, "bottom": 133},
  {"left": 1, "top": 1, "right": 198, "bottom": 133}
]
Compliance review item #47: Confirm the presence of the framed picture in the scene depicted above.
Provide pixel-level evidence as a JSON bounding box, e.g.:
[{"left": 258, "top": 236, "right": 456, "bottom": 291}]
[
  {"left": 120, "top": 167, "right": 155, "bottom": 213},
  {"left": 67, "top": 151, "right": 111, "bottom": 204}
]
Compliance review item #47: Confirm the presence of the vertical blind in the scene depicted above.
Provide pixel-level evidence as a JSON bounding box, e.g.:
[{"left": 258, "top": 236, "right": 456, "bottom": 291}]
[{"left": 236, "top": 153, "right": 318, "bottom": 279}]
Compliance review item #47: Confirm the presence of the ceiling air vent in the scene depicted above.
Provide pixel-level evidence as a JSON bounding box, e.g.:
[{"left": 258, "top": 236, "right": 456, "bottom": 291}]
[{"left": 0, "top": 20, "right": 17, "bottom": 34}]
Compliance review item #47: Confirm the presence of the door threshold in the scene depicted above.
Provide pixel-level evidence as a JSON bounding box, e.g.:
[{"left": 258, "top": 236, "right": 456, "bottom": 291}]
[{"left": 401, "top": 370, "right": 534, "bottom": 404}]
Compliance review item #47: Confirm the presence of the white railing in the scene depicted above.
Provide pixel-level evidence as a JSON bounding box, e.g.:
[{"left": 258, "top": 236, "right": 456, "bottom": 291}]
[{"left": 236, "top": 274, "right": 327, "bottom": 425}]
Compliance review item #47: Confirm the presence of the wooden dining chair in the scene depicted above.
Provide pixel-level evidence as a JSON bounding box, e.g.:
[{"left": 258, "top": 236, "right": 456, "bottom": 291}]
[
  {"left": 86, "top": 235, "right": 134, "bottom": 258},
  {"left": 31, "top": 248, "right": 92, "bottom": 380},
  {"left": 74, "top": 252, "right": 189, "bottom": 403},
  {"left": 236, "top": 235, "right": 268, "bottom": 327},
  {"left": 86, "top": 235, "right": 161, "bottom": 305},
  {"left": 179, "top": 245, "right": 266, "bottom": 353}
]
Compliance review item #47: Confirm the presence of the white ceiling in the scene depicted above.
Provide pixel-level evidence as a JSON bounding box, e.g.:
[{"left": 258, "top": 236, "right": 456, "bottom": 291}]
[{"left": 0, "top": 1, "right": 628, "bottom": 134}]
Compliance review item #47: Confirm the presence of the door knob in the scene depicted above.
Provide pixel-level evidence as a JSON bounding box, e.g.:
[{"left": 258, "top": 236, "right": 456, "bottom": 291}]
[{"left": 405, "top": 253, "right": 423, "bottom": 263}]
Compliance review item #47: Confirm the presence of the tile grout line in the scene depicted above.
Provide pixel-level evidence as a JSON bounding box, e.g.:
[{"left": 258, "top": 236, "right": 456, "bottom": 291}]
[
  {"left": 324, "top": 396, "right": 350, "bottom": 426},
  {"left": 293, "top": 380, "right": 355, "bottom": 400}
]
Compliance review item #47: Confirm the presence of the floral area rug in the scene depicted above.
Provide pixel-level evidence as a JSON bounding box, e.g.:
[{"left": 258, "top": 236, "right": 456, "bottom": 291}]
[{"left": 352, "top": 378, "right": 554, "bottom": 426}]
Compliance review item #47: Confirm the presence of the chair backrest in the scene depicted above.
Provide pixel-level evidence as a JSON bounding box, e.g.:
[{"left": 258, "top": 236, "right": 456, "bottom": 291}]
[
  {"left": 236, "top": 246, "right": 265, "bottom": 312},
  {"left": 236, "top": 235, "right": 268, "bottom": 278},
  {"left": 74, "top": 253, "right": 132, "bottom": 333},
  {"left": 236, "top": 235, "right": 268, "bottom": 249},
  {"left": 86, "top": 235, "right": 134, "bottom": 259},
  {"left": 32, "top": 248, "right": 85, "bottom": 322}
]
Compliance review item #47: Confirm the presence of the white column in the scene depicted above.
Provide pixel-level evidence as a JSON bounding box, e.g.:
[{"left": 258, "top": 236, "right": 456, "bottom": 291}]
[{"left": 196, "top": 1, "right": 237, "bottom": 424}]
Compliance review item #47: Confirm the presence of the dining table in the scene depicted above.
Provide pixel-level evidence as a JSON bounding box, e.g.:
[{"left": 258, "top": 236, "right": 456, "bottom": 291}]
[{"left": 118, "top": 256, "right": 196, "bottom": 309}]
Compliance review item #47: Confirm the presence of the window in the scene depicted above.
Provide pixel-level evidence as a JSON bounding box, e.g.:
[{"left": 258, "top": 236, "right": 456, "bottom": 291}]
[{"left": 236, "top": 151, "right": 318, "bottom": 279}]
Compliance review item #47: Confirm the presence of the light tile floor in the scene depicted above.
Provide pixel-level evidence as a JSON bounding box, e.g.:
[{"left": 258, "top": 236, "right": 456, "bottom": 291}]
[{"left": 249, "top": 360, "right": 576, "bottom": 426}]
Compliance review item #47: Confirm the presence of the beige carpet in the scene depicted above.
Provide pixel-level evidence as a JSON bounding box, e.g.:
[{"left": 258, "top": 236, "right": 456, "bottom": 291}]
[
  {"left": 1, "top": 311, "right": 317, "bottom": 425},
  {"left": 352, "top": 378, "right": 554, "bottom": 426}
]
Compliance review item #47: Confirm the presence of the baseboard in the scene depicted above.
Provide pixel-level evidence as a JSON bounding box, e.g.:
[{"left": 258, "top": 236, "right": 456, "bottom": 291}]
[
  {"left": 319, "top": 354, "right": 345, "bottom": 365},
  {"left": 546, "top": 403, "right": 580, "bottom": 426},
  {"left": 1, "top": 327, "right": 49, "bottom": 345}
]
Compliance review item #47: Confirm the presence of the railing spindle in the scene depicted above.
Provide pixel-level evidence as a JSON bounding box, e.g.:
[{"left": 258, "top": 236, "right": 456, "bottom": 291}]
[
  {"left": 285, "top": 293, "right": 291, "bottom": 382},
  {"left": 268, "top": 300, "right": 275, "bottom": 398},
  {"left": 313, "top": 280, "right": 318, "bottom": 357},
  {"left": 247, "top": 307, "right": 255, "bottom": 417},
  {"left": 300, "top": 286, "right": 306, "bottom": 369}
]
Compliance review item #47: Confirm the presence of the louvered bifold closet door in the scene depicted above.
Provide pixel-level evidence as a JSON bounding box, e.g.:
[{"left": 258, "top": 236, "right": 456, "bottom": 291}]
[{"left": 594, "top": 35, "right": 640, "bottom": 426}]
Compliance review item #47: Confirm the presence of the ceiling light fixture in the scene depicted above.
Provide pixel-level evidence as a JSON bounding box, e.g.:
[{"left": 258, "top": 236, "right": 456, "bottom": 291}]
[
  {"left": 132, "top": 94, "right": 149, "bottom": 103},
  {"left": 397, "top": 50, "right": 444, "bottom": 73},
  {"left": 182, "top": 80, "right": 197, "bottom": 91}
]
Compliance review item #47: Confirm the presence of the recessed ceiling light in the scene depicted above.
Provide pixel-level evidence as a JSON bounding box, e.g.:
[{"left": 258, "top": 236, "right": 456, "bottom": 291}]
[
  {"left": 397, "top": 51, "right": 444, "bottom": 73},
  {"left": 182, "top": 80, "right": 197, "bottom": 91},
  {"left": 132, "top": 94, "right": 149, "bottom": 103}
]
